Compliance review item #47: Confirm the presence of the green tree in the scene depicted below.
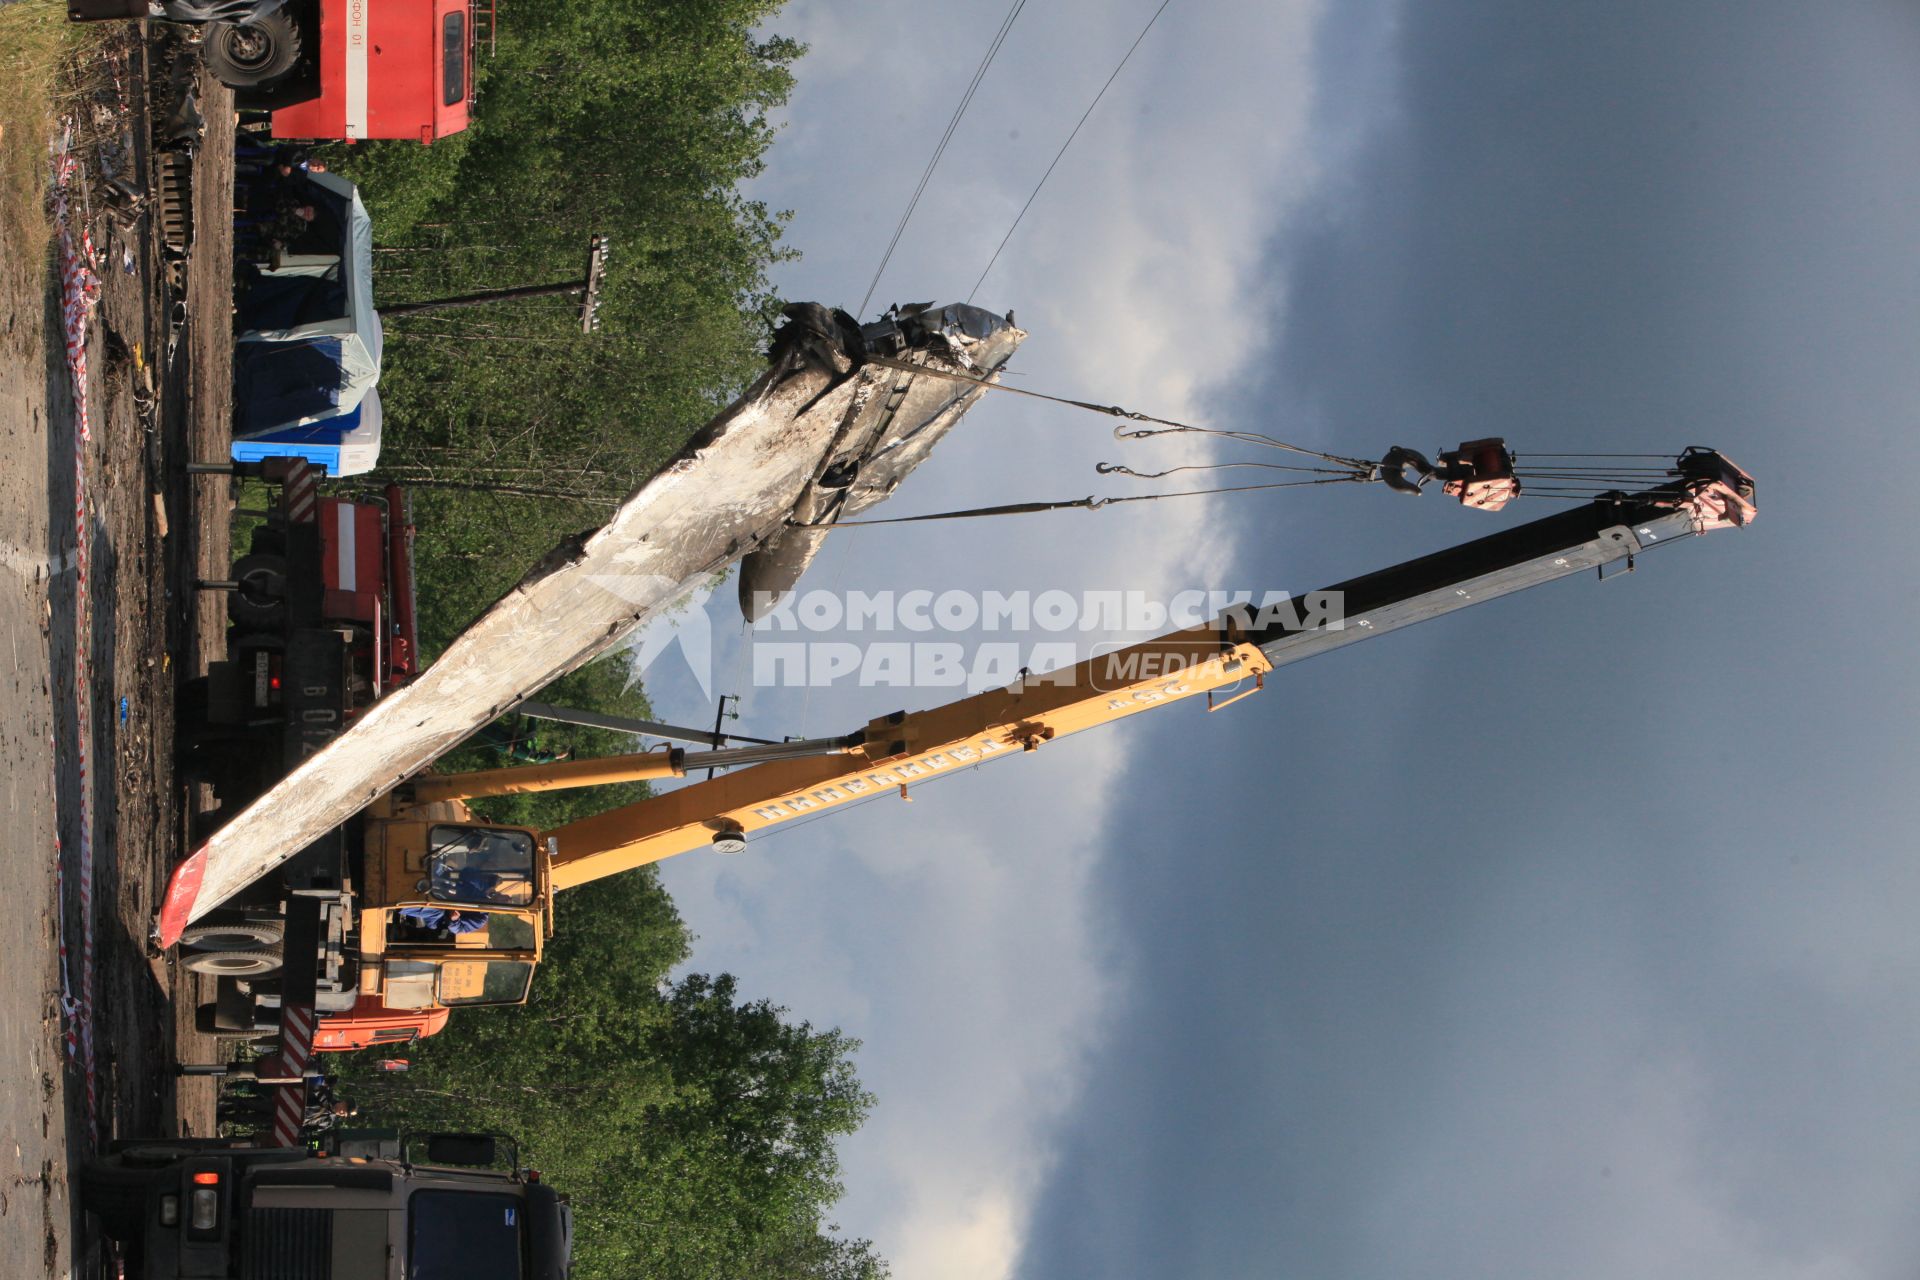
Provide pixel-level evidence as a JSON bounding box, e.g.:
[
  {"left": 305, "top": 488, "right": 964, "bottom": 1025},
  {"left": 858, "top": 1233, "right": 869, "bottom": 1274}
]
[
  {"left": 346, "top": 950, "right": 882, "bottom": 1280},
  {"left": 324, "top": 0, "right": 804, "bottom": 651}
]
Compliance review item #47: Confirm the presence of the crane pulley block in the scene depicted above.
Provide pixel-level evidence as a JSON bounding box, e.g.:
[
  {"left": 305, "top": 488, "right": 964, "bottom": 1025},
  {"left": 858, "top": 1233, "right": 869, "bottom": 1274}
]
[
  {"left": 1435, "top": 437, "right": 1521, "bottom": 512},
  {"left": 1672, "top": 447, "right": 1757, "bottom": 531},
  {"left": 1375, "top": 438, "right": 1521, "bottom": 511}
]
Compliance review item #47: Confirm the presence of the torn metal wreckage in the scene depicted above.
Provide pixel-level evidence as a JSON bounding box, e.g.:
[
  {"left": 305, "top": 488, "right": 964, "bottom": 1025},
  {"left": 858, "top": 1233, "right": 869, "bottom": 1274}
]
[{"left": 158, "top": 300, "right": 1025, "bottom": 942}]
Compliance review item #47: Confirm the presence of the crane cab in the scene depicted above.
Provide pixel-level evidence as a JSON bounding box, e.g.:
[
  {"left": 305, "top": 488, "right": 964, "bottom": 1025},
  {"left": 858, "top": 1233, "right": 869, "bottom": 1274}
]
[{"left": 357, "top": 801, "right": 552, "bottom": 1013}]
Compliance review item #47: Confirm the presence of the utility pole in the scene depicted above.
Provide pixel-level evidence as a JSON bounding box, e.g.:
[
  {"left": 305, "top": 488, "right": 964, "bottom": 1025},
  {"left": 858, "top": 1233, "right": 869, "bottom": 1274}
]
[{"left": 381, "top": 234, "right": 611, "bottom": 332}]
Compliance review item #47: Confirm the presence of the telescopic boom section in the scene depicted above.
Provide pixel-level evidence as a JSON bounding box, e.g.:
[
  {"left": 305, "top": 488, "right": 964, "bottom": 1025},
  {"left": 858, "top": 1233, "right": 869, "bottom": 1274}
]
[
  {"left": 534, "top": 451, "right": 1754, "bottom": 891},
  {"left": 400, "top": 736, "right": 864, "bottom": 804}
]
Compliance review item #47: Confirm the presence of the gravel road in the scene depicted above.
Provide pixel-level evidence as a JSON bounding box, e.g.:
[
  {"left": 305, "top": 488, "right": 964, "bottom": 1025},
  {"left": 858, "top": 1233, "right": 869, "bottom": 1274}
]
[{"left": 0, "top": 42, "right": 234, "bottom": 1275}]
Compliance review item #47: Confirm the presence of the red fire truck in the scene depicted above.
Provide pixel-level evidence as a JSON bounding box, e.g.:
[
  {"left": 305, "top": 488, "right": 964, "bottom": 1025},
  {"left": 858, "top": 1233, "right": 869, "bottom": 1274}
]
[
  {"left": 184, "top": 460, "right": 447, "bottom": 1052},
  {"left": 72, "top": 0, "right": 477, "bottom": 144}
]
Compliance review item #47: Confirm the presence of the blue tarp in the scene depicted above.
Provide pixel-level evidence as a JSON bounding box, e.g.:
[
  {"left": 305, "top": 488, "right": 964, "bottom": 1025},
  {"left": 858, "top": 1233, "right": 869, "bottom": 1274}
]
[{"left": 231, "top": 388, "right": 383, "bottom": 478}]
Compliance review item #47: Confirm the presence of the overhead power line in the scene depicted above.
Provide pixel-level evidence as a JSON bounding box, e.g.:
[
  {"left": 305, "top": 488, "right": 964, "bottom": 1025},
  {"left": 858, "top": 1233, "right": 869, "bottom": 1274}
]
[
  {"left": 968, "top": 0, "right": 1177, "bottom": 303},
  {"left": 858, "top": 0, "right": 1028, "bottom": 319}
]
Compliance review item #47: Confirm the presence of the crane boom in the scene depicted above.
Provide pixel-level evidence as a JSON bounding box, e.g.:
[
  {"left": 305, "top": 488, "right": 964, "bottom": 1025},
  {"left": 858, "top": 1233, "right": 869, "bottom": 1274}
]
[
  {"left": 528, "top": 450, "right": 1752, "bottom": 889},
  {"left": 185, "top": 449, "right": 1746, "bottom": 1052}
]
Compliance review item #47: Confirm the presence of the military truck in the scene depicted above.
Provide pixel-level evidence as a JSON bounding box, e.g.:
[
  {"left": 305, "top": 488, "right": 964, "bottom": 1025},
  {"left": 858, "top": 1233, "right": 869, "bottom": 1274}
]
[{"left": 81, "top": 1130, "right": 569, "bottom": 1279}]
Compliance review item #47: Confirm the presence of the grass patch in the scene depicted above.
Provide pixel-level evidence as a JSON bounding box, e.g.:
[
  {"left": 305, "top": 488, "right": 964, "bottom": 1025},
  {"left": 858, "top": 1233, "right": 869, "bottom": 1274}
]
[{"left": 0, "top": 1, "right": 100, "bottom": 288}]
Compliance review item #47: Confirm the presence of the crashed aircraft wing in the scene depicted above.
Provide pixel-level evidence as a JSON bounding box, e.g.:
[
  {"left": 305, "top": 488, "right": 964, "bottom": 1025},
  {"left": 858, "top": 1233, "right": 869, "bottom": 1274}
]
[
  {"left": 737, "top": 302, "right": 1025, "bottom": 620},
  {"left": 158, "top": 303, "right": 1026, "bottom": 944}
]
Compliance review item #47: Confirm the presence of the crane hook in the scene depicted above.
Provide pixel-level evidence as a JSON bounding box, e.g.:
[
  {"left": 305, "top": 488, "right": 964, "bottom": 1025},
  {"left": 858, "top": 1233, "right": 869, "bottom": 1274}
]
[{"left": 1376, "top": 446, "right": 1437, "bottom": 495}]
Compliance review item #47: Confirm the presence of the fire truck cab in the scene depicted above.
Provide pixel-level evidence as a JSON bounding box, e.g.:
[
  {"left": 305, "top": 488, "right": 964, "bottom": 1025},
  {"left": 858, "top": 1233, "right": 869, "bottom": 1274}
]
[
  {"left": 270, "top": 0, "right": 475, "bottom": 144},
  {"left": 69, "top": 0, "right": 476, "bottom": 145}
]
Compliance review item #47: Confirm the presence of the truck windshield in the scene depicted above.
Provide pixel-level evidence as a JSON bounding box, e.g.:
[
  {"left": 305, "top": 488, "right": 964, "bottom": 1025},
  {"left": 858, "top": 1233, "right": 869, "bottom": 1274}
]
[
  {"left": 442, "top": 12, "right": 466, "bottom": 106},
  {"left": 410, "top": 1190, "right": 522, "bottom": 1280},
  {"left": 428, "top": 827, "right": 535, "bottom": 906}
]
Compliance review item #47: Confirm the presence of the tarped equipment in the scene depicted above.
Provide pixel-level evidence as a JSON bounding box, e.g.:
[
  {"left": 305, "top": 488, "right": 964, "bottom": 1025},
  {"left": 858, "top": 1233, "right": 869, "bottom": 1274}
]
[
  {"left": 234, "top": 171, "right": 382, "bottom": 438},
  {"left": 233, "top": 386, "right": 384, "bottom": 478},
  {"left": 158, "top": 304, "right": 1025, "bottom": 945}
]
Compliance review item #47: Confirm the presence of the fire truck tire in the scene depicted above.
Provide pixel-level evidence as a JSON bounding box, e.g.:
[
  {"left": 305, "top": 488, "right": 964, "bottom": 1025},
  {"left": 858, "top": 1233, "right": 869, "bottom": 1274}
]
[
  {"left": 182, "top": 946, "right": 284, "bottom": 978},
  {"left": 181, "top": 919, "right": 287, "bottom": 951},
  {"left": 205, "top": 12, "right": 302, "bottom": 91},
  {"left": 228, "top": 552, "right": 290, "bottom": 628}
]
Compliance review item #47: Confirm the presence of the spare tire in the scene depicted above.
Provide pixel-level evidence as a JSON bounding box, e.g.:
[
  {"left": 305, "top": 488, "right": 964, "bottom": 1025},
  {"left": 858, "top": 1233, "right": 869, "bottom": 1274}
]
[
  {"left": 227, "top": 552, "right": 290, "bottom": 630},
  {"left": 79, "top": 1160, "right": 152, "bottom": 1241},
  {"left": 205, "top": 12, "right": 302, "bottom": 91}
]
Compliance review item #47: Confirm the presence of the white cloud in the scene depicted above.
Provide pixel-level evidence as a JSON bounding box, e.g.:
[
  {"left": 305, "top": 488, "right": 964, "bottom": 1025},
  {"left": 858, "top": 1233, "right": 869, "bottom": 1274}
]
[{"left": 651, "top": 3, "right": 1338, "bottom": 1276}]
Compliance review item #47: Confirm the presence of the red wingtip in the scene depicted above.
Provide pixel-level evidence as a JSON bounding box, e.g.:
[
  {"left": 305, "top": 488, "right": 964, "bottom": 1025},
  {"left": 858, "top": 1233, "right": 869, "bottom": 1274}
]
[{"left": 155, "top": 846, "right": 209, "bottom": 949}]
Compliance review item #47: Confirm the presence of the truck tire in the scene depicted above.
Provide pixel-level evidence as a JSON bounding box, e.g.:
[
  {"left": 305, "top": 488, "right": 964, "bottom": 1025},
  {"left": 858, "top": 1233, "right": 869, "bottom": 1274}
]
[
  {"left": 249, "top": 525, "right": 287, "bottom": 558},
  {"left": 195, "top": 1002, "right": 259, "bottom": 1037},
  {"left": 228, "top": 552, "right": 290, "bottom": 629},
  {"left": 182, "top": 946, "right": 283, "bottom": 978},
  {"left": 79, "top": 1159, "right": 151, "bottom": 1241},
  {"left": 181, "top": 919, "right": 286, "bottom": 951},
  {"left": 205, "top": 12, "right": 302, "bottom": 91}
]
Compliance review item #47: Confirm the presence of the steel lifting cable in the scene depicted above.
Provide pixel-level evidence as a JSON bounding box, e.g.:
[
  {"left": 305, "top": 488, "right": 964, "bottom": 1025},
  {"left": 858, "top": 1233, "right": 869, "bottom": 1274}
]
[
  {"left": 796, "top": 475, "right": 1366, "bottom": 530},
  {"left": 839, "top": 359, "right": 1695, "bottom": 526},
  {"left": 861, "top": 354, "right": 1375, "bottom": 471},
  {"left": 1095, "top": 459, "right": 1353, "bottom": 479},
  {"left": 858, "top": 0, "right": 1027, "bottom": 319},
  {"left": 1503, "top": 447, "right": 1686, "bottom": 500}
]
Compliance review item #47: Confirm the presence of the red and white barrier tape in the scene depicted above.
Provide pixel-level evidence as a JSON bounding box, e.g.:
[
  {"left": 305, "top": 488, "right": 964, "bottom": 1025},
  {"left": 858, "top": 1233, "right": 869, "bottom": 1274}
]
[
  {"left": 51, "top": 130, "right": 101, "bottom": 1137},
  {"left": 271, "top": 1005, "right": 317, "bottom": 1147}
]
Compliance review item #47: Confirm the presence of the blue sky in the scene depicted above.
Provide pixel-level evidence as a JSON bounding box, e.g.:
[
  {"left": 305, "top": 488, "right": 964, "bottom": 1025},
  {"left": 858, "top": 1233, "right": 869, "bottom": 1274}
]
[{"left": 639, "top": 3, "right": 1920, "bottom": 1276}]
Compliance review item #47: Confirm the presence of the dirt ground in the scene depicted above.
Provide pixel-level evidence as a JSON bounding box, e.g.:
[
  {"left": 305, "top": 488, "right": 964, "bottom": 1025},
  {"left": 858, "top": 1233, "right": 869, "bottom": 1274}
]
[{"left": 0, "top": 26, "right": 235, "bottom": 1276}]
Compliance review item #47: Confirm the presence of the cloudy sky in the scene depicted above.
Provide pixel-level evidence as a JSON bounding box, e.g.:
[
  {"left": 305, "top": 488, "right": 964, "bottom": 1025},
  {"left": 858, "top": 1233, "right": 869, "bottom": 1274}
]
[{"left": 638, "top": 3, "right": 1920, "bottom": 1277}]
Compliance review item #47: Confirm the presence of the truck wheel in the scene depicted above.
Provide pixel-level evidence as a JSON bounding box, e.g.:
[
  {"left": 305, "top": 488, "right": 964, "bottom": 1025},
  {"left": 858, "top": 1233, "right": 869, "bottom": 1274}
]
[
  {"left": 79, "top": 1159, "right": 151, "bottom": 1241},
  {"left": 181, "top": 919, "right": 286, "bottom": 951},
  {"left": 249, "top": 525, "right": 287, "bottom": 558},
  {"left": 195, "top": 1003, "right": 259, "bottom": 1037},
  {"left": 177, "top": 676, "right": 210, "bottom": 733},
  {"left": 182, "top": 946, "right": 283, "bottom": 978},
  {"left": 228, "top": 553, "right": 290, "bottom": 629},
  {"left": 205, "top": 12, "right": 302, "bottom": 91}
]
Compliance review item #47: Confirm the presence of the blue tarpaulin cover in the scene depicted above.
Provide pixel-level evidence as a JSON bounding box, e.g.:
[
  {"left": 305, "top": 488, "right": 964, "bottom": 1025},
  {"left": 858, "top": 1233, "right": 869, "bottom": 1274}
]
[{"left": 233, "top": 172, "right": 383, "bottom": 468}]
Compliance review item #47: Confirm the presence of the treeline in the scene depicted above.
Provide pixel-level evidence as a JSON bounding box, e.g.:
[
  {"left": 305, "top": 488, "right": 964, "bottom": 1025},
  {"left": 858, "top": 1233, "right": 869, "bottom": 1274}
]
[
  {"left": 327, "top": 0, "right": 802, "bottom": 649},
  {"left": 346, "top": 660, "right": 887, "bottom": 1280}
]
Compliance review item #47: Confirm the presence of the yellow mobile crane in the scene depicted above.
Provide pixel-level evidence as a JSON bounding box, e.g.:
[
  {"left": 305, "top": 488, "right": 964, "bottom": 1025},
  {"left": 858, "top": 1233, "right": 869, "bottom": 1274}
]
[{"left": 190, "top": 447, "right": 1753, "bottom": 1039}]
